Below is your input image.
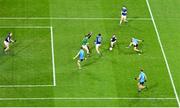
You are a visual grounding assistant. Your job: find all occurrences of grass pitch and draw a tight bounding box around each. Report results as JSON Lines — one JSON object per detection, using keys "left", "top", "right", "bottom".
{"left": 0, "top": 0, "right": 179, "bottom": 107}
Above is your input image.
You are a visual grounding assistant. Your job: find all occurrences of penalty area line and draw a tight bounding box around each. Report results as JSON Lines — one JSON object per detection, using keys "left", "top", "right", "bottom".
{"left": 0, "top": 26, "right": 51, "bottom": 29}
{"left": 0, "top": 97, "right": 176, "bottom": 101}
{"left": 0, "top": 85, "right": 54, "bottom": 88}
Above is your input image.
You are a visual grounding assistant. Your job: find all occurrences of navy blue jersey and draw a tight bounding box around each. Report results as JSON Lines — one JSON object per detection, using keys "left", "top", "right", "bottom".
{"left": 111, "top": 36, "right": 117, "bottom": 42}
{"left": 96, "top": 35, "right": 102, "bottom": 44}
{"left": 5, "top": 34, "right": 11, "bottom": 43}
{"left": 121, "top": 7, "right": 127, "bottom": 16}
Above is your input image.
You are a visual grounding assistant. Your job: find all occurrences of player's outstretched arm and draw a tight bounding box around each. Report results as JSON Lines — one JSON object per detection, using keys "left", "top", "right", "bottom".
{"left": 73, "top": 52, "right": 80, "bottom": 60}
{"left": 87, "top": 32, "right": 93, "bottom": 39}
{"left": 10, "top": 39, "right": 15, "bottom": 43}
{"left": 138, "top": 39, "right": 144, "bottom": 42}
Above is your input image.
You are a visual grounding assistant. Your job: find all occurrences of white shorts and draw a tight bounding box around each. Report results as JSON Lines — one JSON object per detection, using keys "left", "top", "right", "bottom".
{"left": 4, "top": 41, "right": 9, "bottom": 47}
{"left": 82, "top": 45, "right": 88, "bottom": 51}
{"left": 111, "top": 41, "right": 116, "bottom": 45}
{"left": 121, "top": 15, "right": 127, "bottom": 20}
{"left": 96, "top": 44, "right": 101, "bottom": 48}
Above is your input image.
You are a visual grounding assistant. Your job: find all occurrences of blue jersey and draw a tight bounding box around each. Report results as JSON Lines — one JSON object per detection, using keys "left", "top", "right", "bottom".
{"left": 79, "top": 49, "right": 85, "bottom": 60}
{"left": 132, "top": 38, "right": 138, "bottom": 45}
{"left": 121, "top": 7, "right": 127, "bottom": 16}
{"left": 96, "top": 35, "right": 102, "bottom": 44}
{"left": 139, "top": 71, "right": 146, "bottom": 83}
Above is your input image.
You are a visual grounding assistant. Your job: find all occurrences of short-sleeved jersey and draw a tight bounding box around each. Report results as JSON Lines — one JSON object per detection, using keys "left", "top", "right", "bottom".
{"left": 121, "top": 7, "right": 127, "bottom": 16}
{"left": 139, "top": 71, "right": 146, "bottom": 83}
{"left": 132, "top": 38, "right": 138, "bottom": 45}
{"left": 82, "top": 37, "right": 88, "bottom": 45}
{"left": 5, "top": 34, "right": 11, "bottom": 43}
{"left": 79, "top": 49, "right": 85, "bottom": 60}
{"left": 111, "top": 36, "right": 117, "bottom": 42}
{"left": 96, "top": 35, "right": 102, "bottom": 44}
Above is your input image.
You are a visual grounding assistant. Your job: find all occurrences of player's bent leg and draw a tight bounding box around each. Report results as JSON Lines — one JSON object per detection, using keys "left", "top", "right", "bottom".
{"left": 134, "top": 47, "right": 140, "bottom": 52}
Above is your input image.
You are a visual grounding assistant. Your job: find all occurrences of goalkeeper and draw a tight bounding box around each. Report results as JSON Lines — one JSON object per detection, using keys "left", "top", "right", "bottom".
{"left": 82, "top": 32, "right": 92, "bottom": 56}
{"left": 135, "top": 68, "right": 148, "bottom": 92}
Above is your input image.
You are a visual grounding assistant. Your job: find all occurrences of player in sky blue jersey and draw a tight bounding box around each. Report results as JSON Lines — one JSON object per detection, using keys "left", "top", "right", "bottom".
{"left": 95, "top": 34, "right": 102, "bottom": 55}
{"left": 135, "top": 69, "right": 148, "bottom": 92}
{"left": 127, "top": 37, "right": 143, "bottom": 54}
{"left": 73, "top": 47, "right": 86, "bottom": 69}
{"left": 120, "top": 6, "right": 128, "bottom": 25}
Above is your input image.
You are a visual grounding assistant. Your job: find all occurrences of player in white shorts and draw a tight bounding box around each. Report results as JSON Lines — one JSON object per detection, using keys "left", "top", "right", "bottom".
{"left": 120, "top": 6, "right": 128, "bottom": 25}
{"left": 4, "top": 32, "right": 15, "bottom": 52}
{"left": 95, "top": 34, "right": 102, "bottom": 55}
{"left": 81, "top": 32, "right": 92, "bottom": 56}
{"left": 109, "top": 34, "right": 117, "bottom": 50}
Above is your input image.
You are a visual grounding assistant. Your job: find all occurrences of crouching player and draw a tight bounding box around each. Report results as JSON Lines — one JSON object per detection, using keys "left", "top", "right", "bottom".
{"left": 127, "top": 37, "right": 143, "bottom": 54}
{"left": 135, "top": 69, "right": 148, "bottom": 92}
{"left": 4, "top": 32, "right": 15, "bottom": 52}
{"left": 82, "top": 32, "right": 93, "bottom": 56}
{"left": 109, "top": 34, "right": 117, "bottom": 50}
{"left": 95, "top": 34, "right": 102, "bottom": 55}
{"left": 73, "top": 47, "right": 86, "bottom": 69}
{"left": 120, "top": 6, "right": 128, "bottom": 25}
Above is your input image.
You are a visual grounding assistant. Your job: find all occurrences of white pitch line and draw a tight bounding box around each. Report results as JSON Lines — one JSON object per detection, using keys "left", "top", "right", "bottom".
{"left": 0, "top": 17, "right": 151, "bottom": 20}
{"left": 0, "top": 26, "right": 51, "bottom": 28}
{"left": 50, "top": 26, "right": 56, "bottom": 86}
{"left": 0, "top": 97, "right": 176, "bottom": 101}
{"left": 0, "top": 85, "right": 54, "bottom": 88}
{"left": 146, "top": 0, "right": 180, "bottom": 107}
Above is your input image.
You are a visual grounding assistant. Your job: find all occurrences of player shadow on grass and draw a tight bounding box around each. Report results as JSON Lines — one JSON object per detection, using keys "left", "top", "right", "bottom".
{"left": 82, "top": 48, "right": 109, "bottom": 67}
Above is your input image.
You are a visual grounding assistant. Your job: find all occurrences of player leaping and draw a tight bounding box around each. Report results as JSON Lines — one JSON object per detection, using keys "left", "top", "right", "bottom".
{"left": 82, "top": 32, "right": 92, "bottom": 56}
{"left": 120, "top": 6, "right": 128, "bottom": 25}
{"left": 4, "top": 32, "right": 16, "bottom": 53}
{"left": 127, "top": 37, "right": 143, "bottom": 54}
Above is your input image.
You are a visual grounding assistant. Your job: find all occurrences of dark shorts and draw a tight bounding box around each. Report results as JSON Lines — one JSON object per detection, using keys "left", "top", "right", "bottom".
{"left": 79, "top": 59, "right": 84, "bottom": 62}
{"left": 139, "top": 82, "right": 144, "bottom": 85}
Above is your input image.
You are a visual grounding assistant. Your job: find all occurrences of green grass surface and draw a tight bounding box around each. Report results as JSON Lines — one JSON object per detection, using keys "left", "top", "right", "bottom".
{"left": 0, "top": 0, "right": 179, "bottom": 107}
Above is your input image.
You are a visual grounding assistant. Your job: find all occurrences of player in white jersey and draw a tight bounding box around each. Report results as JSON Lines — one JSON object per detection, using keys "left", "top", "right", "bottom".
{"left": 120, "top": 6, "right": 128, "bottom": 25}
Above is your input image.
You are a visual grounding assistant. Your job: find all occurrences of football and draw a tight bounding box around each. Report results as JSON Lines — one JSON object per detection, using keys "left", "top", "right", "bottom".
{"left": 109, "top": 47, "right": 113, "bottom": 51}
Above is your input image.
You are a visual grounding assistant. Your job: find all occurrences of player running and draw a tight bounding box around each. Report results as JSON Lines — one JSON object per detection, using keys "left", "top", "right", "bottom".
{"left": 120, "top": 6, "right": 128, "bottom": 25}
{"left": 135, "top": 69, "right": 148, "bottom": 92}
{"left": 95, "top": 34, "right": 102, "bottom": 55}
{"left": 109, "top": 34, "right": 117, "bottom": 50}
{"left": 4, "top": 32, "right": 15, "bottom": 52}
{"left": 82, "top": 32, "right": 92, "bottom": 56}
{"left": 73, "top": 47, "right": 86, "bottom": 69}
{"left": 127, "top": 37, "right": 143, "bottom": 54}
